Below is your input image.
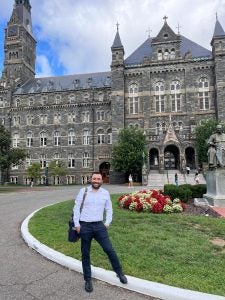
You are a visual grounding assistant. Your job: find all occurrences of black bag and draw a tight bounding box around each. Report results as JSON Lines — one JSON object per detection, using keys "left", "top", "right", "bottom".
{"left": 68, "top": 187, "right": 87, "bottom": 243}
{"left": 68, "top": 215, "right": 80, "bottom": 242}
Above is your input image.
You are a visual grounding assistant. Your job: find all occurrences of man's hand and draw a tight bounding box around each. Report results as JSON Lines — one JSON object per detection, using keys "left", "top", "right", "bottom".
{"left": 104, "top": 224, "right": 109, "bottom": 229}
{"left": 75, "top": 226, "right": 81, "bottom": 234}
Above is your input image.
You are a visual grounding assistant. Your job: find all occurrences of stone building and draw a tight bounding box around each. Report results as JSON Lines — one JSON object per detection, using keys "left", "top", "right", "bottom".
{"left": 0, "top": 0, "right": 225, "bottom": 185}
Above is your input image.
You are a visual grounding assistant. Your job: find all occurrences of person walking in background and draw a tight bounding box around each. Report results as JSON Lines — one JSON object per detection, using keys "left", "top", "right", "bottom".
{"left": 175, "top": 173, "right": 178, "bottom": 186}
{"left": 186, "top": 166, "right": 190, "bottom": 175}
{"left": 73, "top": 172, "right": 127, "bottom": 293}
{"left": 194, "top": 172, "right": 200, "bottom": 184}
{"left": 128, "top": 174, "right": 133, "bottom": 187}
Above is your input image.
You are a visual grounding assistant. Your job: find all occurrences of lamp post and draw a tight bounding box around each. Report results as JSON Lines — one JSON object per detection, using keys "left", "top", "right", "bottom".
{"left": 45, "top": 162, "right": 49, "bottom": 186}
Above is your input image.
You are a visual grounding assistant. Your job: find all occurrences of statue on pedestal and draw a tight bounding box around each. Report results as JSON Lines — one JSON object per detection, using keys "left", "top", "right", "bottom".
{"left": 207, "top": 125, "right": 225, "bottom": 169}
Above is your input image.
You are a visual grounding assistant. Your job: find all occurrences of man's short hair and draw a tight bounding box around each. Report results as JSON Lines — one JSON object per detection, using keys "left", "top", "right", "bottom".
{"left": 91, "top": 171, "right": 102, "bottom": 177}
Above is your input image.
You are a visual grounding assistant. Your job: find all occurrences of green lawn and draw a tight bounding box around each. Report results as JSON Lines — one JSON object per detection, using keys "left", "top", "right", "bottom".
{"left": 28, "top": 194, "right": 225, "bottom": 296}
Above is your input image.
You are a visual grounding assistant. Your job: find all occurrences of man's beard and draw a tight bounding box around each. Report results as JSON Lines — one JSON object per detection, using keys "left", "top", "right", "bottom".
{"left": 91, "top": 182, "right": 101, "bottom": 190}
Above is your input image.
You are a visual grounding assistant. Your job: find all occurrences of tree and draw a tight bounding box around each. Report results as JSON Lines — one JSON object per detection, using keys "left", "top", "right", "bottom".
{"left": 195, "top": 119, "right": 225, "bottom": 165}
{"left": 48, "top": 160, "right": 66, "bottom": 177}
{"left": 0, "top": 125, "right": 27, "bottom": 183}
{"left": 111, "top": 127, "right": 147, "bottom": 177}
{"left": 27, "top": 163, "right": 41, "bottom": 185}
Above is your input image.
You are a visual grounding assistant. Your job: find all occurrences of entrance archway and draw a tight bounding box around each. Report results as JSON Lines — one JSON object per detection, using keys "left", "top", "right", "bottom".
{"left": 185, "top": 147, "right": 195, "bottom": 169}
{"left": 149, "top": 148, "right": 159, "bottom": 170}
{"left": 99, "top": 162, "right": 110, "bottom": 183}
{"left": 164, "top": 145, "right": 180, "bottom": 170}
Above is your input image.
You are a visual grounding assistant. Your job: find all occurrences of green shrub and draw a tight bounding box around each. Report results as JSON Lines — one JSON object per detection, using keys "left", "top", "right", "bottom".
{"left": 164, "top": 184, "right": 179, "bottom": 199}
{"left": 191, "top": 184, "right": 207, "bottom": 198}
{"left": 178, "top": 186, "right": 192, "bottom": 203}
{"left": 164, "top": 184, "right": 192, "bottom": 203}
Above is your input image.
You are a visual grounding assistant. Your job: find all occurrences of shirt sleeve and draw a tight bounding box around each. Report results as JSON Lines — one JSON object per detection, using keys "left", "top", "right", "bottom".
{"left": 104, "top": 191, "right": 113, "bottom": 226}
{"left": 73, "top": 188, "right": 85, "bottom": 227}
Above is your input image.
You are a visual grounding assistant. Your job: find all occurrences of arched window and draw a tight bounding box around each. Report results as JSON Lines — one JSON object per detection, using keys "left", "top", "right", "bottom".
{"left": 171, "top": 80, "right": 181, "bottom": 112}
{"left": 97, "top": 129, "right": 105, "bottom": 144}
{"left": 158, "top": 50, "right": 162, "bottom": 60}
{"left": 164, "top": 49, "right": 169, "bottom": 60}
{"left": 198, "top": 78, "right": 209, "bottom": 110}
{"left": 68, "top": 94, "right": 75, "bottom": 104}
{"left": 106, "top": 128, "right": 112, "bottom": 144}
{"left": 155, "top": 82, "right": 165, "bottom": 112}
{"left": 82, "top": 111, "right": 90, "bottom": 122}
{"left": 129, "top": 83, "right": 139, "bottom": 114}
{"left": 170, "top": 49, "right": 175, "bottom": 59}
{"left": 98, "top": 92, "right": 104, "bottom": 102}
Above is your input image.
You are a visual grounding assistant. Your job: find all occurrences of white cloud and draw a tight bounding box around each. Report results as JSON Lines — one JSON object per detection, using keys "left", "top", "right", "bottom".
{"left": 1, "top": 0, "right": 225, "bottom": 77}
{"left": 36, "top": 55, "right": 54, "bottom": 77}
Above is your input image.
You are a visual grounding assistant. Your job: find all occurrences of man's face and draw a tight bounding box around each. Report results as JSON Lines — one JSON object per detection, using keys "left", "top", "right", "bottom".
{"left": 91, "top": 173, "right": 103, "bottom": 190}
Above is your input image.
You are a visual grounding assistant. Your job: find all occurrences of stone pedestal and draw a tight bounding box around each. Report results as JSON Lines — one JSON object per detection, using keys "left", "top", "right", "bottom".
{"left": 204, "top": 169, "right": 225, "bottom": 207}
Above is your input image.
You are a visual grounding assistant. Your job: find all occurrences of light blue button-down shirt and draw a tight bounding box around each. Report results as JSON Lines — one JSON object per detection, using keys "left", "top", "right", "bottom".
{"left": 73, "top": 186, "right": 113, "bottom": 227}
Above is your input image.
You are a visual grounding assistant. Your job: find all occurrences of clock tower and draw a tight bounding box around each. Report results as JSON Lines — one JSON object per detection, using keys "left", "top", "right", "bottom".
{"left": 2, "top": 0, "right": 36, "bottom": 85}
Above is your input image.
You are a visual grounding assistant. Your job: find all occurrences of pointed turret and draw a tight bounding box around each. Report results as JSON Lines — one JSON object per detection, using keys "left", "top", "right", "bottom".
{"left": 211, "top": 16, "right": 225, "bottom": 56}
{"left": 212, "top": 18, "right": 225, "bottom": 38}
{"left": 211, "top": 17, "right": 225, "bottom": 121}
{"left": 14, "top": 0, "right": 33, "bottom": 34}
{"left": 110, "top": 23, "right": 125, "bottom": 144}
{"left": 111, "top": 23, "right": 124, "bottom": 68}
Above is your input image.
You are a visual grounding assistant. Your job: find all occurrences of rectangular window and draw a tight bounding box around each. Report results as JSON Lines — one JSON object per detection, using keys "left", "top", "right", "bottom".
{"left": 40, "top": 137, "right": 47, "bottom": 147}
{"left": 83, "top": 130, "right": 90, "bottom": 145}
{"left": 68, "top": 155, "right": 75, "bottom": 168}
{"left": 156, "top": 95, "right": 165, "bottom": 112}
{"left": 129, "top": 97, "right": 139, "bottom": 114}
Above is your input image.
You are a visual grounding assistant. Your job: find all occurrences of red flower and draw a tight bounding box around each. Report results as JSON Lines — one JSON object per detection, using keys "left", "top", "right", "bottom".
{"left": 152, "top": 202, "right": 163, "bottom": 213}
{"left": 123, "top": 198, "right": 133, "bottom": 209}
{"left": 136, "top": 202, "right": 143, "bottom": 212}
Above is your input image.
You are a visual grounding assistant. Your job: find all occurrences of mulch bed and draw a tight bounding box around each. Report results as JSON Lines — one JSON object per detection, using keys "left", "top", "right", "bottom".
{"left": 182, "top": 200, "right": 221, "bottom": 218}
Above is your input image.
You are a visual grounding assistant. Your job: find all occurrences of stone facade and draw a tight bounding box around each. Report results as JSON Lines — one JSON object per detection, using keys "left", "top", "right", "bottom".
{"left": 1, "top": 1, "right": 225, "bottom": 185}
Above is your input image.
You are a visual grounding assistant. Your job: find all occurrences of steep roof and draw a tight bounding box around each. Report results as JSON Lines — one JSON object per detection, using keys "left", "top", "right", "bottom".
{"left": 15, "top": 71, "right": 111, "bottom": 95}
{"left": 111, "top": 30, "right": 123, "bottom": 48}
{"left": 125, "top": 35, "right": 211, "bottom": 66}
{"left": 213, "top": 19, "right": 225, "bottom": 38}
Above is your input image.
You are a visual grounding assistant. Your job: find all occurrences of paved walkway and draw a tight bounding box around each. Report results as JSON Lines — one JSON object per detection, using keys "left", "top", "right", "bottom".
{"left": 1, "top": 185, "right": 224, "bottom": 300}
{"left": 0, "top": 185, "right": 155, "bottom": 300}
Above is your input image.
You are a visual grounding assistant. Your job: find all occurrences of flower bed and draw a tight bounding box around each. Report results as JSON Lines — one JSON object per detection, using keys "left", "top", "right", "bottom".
{"left": 118, "top": 189, "right": 185, "bottom": 213}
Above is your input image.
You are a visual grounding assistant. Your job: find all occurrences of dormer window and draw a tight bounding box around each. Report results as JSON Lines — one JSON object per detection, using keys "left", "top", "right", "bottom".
{"left": 164, "top": 49, "right": 169, "bottom": 60}
{"left": 158, "top": 50, "right": 162, "bottom": 60}
{"left": 170, "top": 49, "right": 175, "bottom": 59}
{"left": 164, "top": 33, "right": 168, "bottom": 39}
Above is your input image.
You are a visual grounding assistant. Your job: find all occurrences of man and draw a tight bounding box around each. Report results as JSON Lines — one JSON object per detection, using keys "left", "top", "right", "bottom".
{"left": 207, "top": 124, "right": 225, "bottom": 168}
{"left": 73, "top": 172, "right": 127, "bottom": 293}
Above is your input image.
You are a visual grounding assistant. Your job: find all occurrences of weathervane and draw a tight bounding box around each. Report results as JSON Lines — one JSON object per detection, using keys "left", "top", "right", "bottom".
{"left": 116, "top": 21, "right": 120, "bottom": 32}
{"left": 146, "top": 27, "right": 152, "bottom": 38}
{"left": 163, "top": 15, "right": 168, "bottom": 23}
{"left": 176, "top": 23, "right": 181, "bottom": 34}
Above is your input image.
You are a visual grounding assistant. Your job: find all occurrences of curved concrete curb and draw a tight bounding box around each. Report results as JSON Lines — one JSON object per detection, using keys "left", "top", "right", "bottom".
{"left": 21, "top": 205, "right": 225, "bottom": 300}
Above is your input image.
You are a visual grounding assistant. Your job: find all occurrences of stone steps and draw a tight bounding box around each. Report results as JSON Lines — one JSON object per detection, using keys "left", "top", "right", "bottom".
{"left": 147, "top": 170, "right": 206, "bottom": 189}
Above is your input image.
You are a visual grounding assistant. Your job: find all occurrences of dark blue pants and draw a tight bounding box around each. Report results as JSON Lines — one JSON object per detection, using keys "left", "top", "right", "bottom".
{"left": 80, "top": 221, "right": 122, "bottom": 281}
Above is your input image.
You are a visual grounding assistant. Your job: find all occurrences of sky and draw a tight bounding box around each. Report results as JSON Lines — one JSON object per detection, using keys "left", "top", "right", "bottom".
{"left": 0, "top": 0, "right": 225, "bottom": 78}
